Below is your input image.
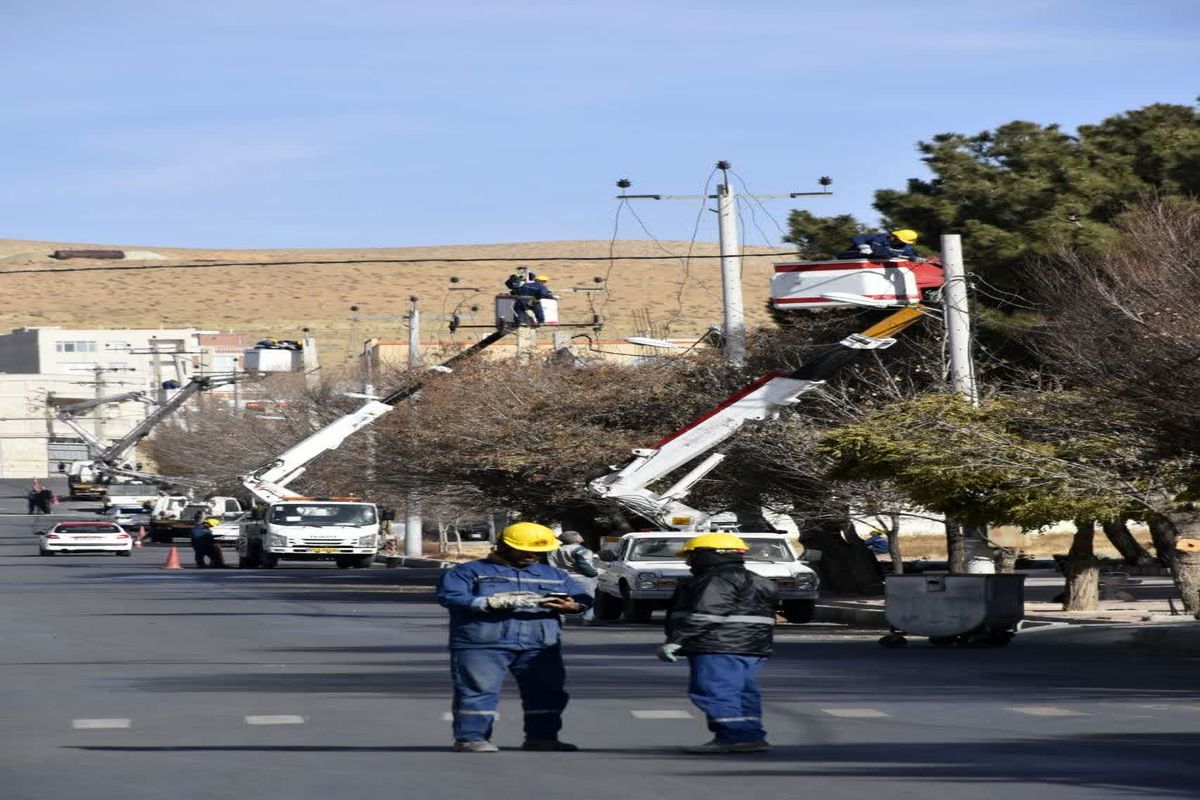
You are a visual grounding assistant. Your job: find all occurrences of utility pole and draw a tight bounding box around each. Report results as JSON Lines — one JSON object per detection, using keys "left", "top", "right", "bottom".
{"left": 405, "top": 296, "right": 423, "bottom": 558}
{"left": 714, "top": 162, "right": 746, "bottom": 366}
{"left": 617, "top": 163, "right": 830, "bottom": 368}
{"left": 302, "top": 329, "right": 320, "bottom": 391}
{"left": 92, "top": 366, "right": 108, "bottom": 443}
{"left": 941, "top": 234, "right": 992, "bottom": 572}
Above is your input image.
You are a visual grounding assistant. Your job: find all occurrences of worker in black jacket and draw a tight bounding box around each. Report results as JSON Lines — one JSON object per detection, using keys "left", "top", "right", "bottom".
{"left": 658, "top": 533, "right": 778, "bottom": 753}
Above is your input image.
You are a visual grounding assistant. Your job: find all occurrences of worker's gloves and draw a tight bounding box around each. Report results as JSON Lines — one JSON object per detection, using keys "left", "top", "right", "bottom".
{"left": 484, "top": 591, "right": 543, "bottom": 611}
{"left": 656, "top": 643, "right": 683, "bottom": 663}
{"left": 857, "top": 243, "right": 873, "bottom": 254}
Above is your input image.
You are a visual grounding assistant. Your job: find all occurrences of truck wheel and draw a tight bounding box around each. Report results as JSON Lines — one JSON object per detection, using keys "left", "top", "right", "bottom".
{"left": 335, "top": 557, "right": 353, "bottom": 569}
{"left": 259, "top": 551, "right": 278, "bottom": 569}
{"left": 620, "top": 584, "right": 654, "bottom": 623}
{"left": 593, "top": 590, "right": 623, "bottom": 621}
{"left": 780, "top": 599, "right": 815, "bottom": 624}
{"left": 355, "top": 554, "right": 374, "bottom": 569}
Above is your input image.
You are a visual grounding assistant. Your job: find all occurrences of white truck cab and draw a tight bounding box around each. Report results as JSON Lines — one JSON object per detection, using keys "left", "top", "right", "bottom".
{"left": 237, "top": 499, "right": 380, "bottom": 570}
{"left": 594, "top": 532, "right": 819, "bottom": 624}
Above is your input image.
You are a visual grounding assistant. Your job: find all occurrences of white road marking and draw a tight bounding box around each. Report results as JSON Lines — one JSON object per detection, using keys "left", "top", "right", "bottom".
{"left": 821, "top": 708, "right": 890, "bottom": 719}
{"left": 245, "top": 715, "right": 305, "bottom": 725}
{"left": 72, "top": 718, "right": 131, "bottom": 729}
{"left": 631, "top": 710, "right": 694, "bottom": 719}
{"left": 1008, "top": 706, "right": 1088, "bottom": 717}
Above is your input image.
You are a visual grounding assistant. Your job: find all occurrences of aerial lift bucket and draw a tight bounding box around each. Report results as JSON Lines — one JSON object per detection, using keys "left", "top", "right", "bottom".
{"left": 771, "top": 258, "right": 944, "bottom": 310}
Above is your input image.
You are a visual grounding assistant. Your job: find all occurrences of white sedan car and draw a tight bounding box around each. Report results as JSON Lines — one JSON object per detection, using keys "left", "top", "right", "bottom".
{"left": 38, "top": 521, "right": 133, "bottom": 556}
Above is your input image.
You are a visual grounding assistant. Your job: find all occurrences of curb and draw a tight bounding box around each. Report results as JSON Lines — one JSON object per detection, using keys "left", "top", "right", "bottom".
{"left": 377, "top": 555, "right": 456, "bottom": 569}
{"left": 814, "top": 602, "right": 888, "bottom": 628}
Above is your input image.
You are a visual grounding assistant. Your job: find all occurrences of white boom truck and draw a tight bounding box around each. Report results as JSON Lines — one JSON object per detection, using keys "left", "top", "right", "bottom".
{"left": 237, "top": 328, "right": 511, "bottom": 569}
{"left": 55, "top": 376, "right": 238, "bottom": 500}
{"left": 587, "top": 307, "right": 927, "bottom": 617}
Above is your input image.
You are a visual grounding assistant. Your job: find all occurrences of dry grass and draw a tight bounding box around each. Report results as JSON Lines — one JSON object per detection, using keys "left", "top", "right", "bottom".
{"left": 895, "top": 531, "right": 1158, "bottom": 560}
{"left": 0, "top": 237, "right": 788, "bottom": 365}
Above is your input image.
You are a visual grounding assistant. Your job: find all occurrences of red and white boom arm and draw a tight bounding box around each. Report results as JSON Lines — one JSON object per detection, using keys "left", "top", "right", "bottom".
{"left": 588, "top": 307, "right": 926, "bottom": 531}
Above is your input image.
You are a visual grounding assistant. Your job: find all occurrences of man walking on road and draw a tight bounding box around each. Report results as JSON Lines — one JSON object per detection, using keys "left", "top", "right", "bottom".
{"left": 437, "top": 521, "right": 593, "bottom": 753}
{"left": 657, "top": 533, "right": 778, "bottom": 754}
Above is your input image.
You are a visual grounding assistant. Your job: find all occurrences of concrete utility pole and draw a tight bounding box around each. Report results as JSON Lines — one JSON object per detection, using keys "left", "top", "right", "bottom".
{"left": 714, "top": 162, "right": 746, "bottom": 366}
{"left": 302, "top": 330, "right": 320, "bottom": 391}
{"left": 92, "top": 366, "right": 108, "bottom": 443}
{"left": 941, "top": 234, "right": 992, "bottom": 572}
{"left": 405, "top": 297, "right": 423, "bottom": 558}
{"left": 617, "top": 163, "right": 830, "bottom": 368}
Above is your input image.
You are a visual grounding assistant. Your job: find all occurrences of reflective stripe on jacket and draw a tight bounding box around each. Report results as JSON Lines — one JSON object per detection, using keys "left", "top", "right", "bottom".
{"left": 437, "top": 558, "right": 593, "bottom": 650}
{"left": 664, "top": 563, "right": 778, "bottom": 656}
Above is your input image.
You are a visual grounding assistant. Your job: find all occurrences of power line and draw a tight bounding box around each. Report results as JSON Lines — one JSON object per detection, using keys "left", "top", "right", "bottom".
{"left": 0, "top": 248, "right": 807, "bottom": 278}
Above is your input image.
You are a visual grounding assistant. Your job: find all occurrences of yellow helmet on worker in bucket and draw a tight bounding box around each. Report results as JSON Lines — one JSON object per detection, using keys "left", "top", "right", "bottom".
{"left": 203, "top": 517, "right": 221, "bottom": 527}
{"left": 500, "top": 522, "right": 561, "bottom": 552}
{"left": 534, "top": 274, "right": 550, "bottom": 282}
{"left": 891, "top": 229, "right": 919, "bottom": 244}
{"left": 677, "top": 533, "right": 749, "bottom": 554}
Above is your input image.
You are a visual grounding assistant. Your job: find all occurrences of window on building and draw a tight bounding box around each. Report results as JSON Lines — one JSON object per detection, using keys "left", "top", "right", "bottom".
{"left": 55, "top": 341, "right": 96, "bottom": 353}
{"left": 104, "top": 341, "right": 130, "bottom": 352}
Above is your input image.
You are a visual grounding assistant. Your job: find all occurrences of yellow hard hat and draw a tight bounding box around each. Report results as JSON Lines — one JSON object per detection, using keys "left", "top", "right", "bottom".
{"left": 534, "top": 274, "right": 550, "bottom": 282}
{"left": 891, "top": 229, "right": 919, "bottom": 244}
{"left": 677, "top": 533, "right": 749, "bottom": 554}
{"left": 500, "top": 522, "right": 560, "bottom": 552}
{"left": 204, "top": 517, "right": 221, "bottom": 527}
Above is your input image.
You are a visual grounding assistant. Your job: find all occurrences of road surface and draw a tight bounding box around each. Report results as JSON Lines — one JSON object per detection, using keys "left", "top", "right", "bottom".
{"left": 0, "top": 480, "right": 1196, "bottom": 799}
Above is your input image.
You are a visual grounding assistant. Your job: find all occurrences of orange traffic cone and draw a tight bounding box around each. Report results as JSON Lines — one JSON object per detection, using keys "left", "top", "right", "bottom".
{"left": 134, "top": 526, "right": 146, "bottom": 548}
{"left": 162, "top": 545, "right": 182, "bottom": 570}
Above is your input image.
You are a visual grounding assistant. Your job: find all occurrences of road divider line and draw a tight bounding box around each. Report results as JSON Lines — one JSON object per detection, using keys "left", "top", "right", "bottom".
{"left": 1007, "top": 706, "right": 1088, "bottom": 717}
{"left": 821, "top": 708, "right": 890, "bottom": 718}
{"left": 245, "top": 715, "right": 305, "bottom": 725}
{"left": 72, "top": 718, "right": 131, "bottom": 729}
{"left": 631, "top": 710, "right": 694, "bottom": 719}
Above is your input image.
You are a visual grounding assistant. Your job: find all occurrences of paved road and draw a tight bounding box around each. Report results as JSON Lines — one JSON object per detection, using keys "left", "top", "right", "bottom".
{"left": 1, "top": 482, "right": 1197, "bottom": 799}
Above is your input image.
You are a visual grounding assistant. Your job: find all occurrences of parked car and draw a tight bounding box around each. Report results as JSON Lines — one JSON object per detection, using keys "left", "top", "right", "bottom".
{"left": 37, "top": 521, "right": 132, "bottom": 557}
{"left": 594, "top": 532, "right": 819, "bottom": 623}
{"left": 210, "top": 512, "right": 246, "bottom": 545}
{"left": 102, "top": 504, "right": 152, "bottom": 529}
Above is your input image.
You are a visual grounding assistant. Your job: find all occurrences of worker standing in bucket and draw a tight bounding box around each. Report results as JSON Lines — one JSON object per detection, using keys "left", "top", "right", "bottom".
{"left": 657, "top": 533, "right": 778, "bottom": 754}
{"left": 437, "top": 522, "right": 593, "bottom": 753}
{"left": 839, "top": 229, "right": 920, "bottom": 259}
{"left": 512, "top": 274, "right": 556, "bottom": 327}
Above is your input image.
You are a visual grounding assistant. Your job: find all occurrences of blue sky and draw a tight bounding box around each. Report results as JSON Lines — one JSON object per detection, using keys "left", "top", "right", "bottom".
{"left": 1, "top": 0, "right": 1196, "bottom": 249}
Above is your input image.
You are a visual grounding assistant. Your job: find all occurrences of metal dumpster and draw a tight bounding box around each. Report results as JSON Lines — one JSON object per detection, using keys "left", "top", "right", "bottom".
{"left": 880, "top": 573, "right": 1026, "bottom": 648}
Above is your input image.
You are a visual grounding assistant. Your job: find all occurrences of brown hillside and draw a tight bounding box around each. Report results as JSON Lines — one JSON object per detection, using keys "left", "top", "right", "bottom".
{"left": 0, "top": 238, "right": 792, "bottom": 366}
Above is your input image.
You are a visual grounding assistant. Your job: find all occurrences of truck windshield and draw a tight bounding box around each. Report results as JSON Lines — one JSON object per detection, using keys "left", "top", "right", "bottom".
{"left": 627, "top": 538, "right": 794, "bottom": 562}
{"left": 270, "top": 504, "right": 377, "bottom": 527}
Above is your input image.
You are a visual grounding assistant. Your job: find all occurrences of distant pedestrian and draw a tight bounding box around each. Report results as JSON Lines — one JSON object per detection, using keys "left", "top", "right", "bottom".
{"left": 548, "top": 531, "right": 599, "bottom": 623}
{"left": 35, "top": 487, "right": 54, "bottom": 514}
{"left": 437, "top": 521, "right": 592, "bottom": 753}
{"left": 27, "top": 487, "right": 39, "bottom": 515}
{"left": 657, "top": 533, "right": 778, "bottom": 754}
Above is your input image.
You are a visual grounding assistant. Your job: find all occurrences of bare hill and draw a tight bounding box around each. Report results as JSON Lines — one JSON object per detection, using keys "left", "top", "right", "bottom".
{"left": 0, "top": 238, "right": 792, "bottom": 366}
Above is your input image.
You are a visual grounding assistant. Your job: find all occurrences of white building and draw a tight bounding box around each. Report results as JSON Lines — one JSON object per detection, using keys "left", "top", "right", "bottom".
{"left": 0, "top": 327, "right": 217, "bottom": 478}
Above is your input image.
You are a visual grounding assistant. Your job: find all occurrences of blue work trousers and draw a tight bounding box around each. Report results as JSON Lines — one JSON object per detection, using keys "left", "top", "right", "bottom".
{"left": 512, "top": 298, "right": 544, "bottom": 325}
{"left": 450, "top": 647, "right": 568, "bottom": 742}
{"left": 687, "top": 654, "right": 767, "bottom": 743}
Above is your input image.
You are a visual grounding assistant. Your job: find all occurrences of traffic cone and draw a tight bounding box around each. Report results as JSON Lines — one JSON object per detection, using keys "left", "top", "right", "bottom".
{"left": 134, "top": 526, "right": 146, "bottom": 548}
{"left": 162, "top": 546, "right": 182, "bottom": 570}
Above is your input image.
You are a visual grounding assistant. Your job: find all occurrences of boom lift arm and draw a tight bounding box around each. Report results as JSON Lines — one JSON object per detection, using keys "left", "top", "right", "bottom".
{"left": 242, "top": 327, "right": 511, "bottom": 504}
{"left": 588, "top": 307, "right": 926, "bottom": 531}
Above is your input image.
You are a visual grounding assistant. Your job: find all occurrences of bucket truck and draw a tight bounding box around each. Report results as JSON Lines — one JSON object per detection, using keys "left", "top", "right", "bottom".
{"left": 237, "top": 327, "right": 510, "bottom": 569}
{"left": 54, "top": 390, "right": 154, "bottom": 499}
{"left": 587, "top": 307, "right": 927, "bottom": 622}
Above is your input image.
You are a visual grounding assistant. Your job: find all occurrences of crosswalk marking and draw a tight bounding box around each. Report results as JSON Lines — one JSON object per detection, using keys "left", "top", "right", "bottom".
{"left": 631, "top": 710, "right": 694, "bottom": 719}
{"left": 245, "top": 715, "right": 305, "bottom": 725}
{"left": 1008, "top": 706, "right": 1088, "bottom": 717}
{"left": 821, "top": 708, "right": 890, "bottom": 719}
{"left": 72, "top": 718, "right": 130, "bottom": 729}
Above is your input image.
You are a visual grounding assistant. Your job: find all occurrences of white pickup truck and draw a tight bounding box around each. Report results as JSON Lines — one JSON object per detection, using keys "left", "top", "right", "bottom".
{"left": 595, "top": 532, "right": 819, "bottom": 624}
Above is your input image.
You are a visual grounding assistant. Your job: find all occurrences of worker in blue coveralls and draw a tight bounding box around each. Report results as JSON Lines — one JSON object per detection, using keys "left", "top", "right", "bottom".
{"left": 657, "top": 532, "right": 778, "bottom": 754}
{"left": 512, "top": 274, "right": 557, "bottom": 327}
{"left": 839, "top": 228, "right": 920, "bottom": 260}
{"left": 437, "top": 521, "right": 593, "bottom": 753}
